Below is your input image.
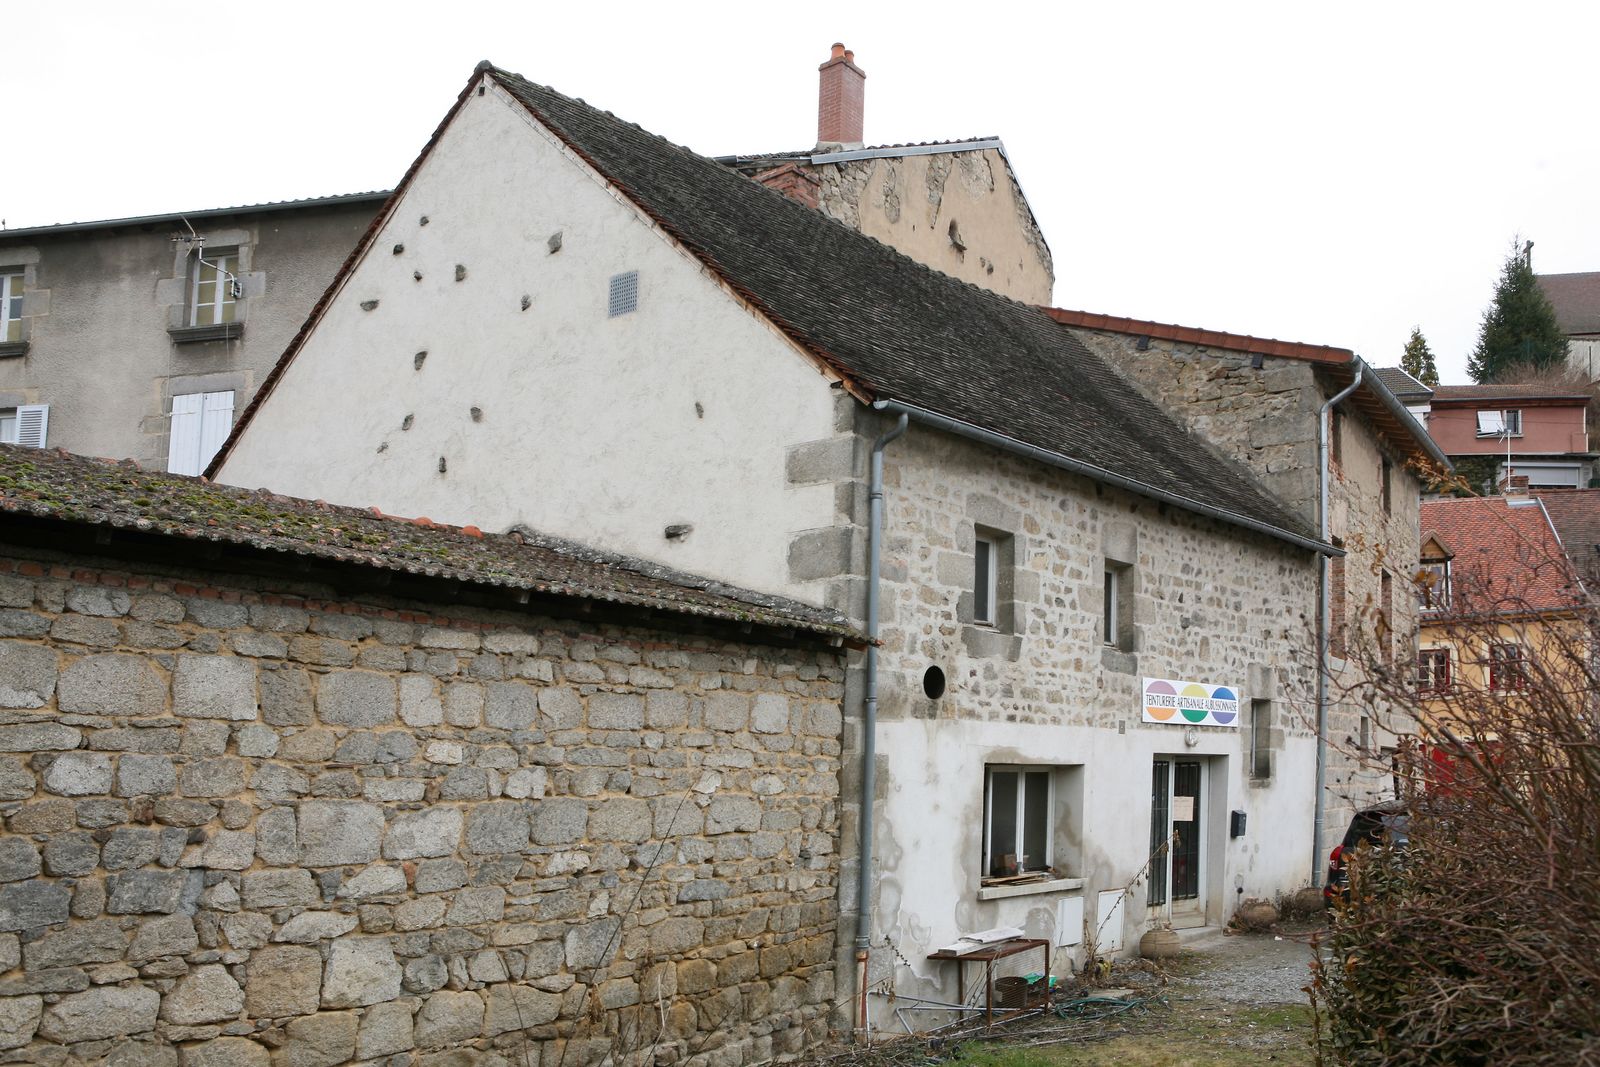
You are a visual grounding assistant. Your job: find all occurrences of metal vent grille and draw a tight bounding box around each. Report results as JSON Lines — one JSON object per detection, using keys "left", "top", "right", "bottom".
{"left": 608, "top": 271, "right": 639, "bottom": 317}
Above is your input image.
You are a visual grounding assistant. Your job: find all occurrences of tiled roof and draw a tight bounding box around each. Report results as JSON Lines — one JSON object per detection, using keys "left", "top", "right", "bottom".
{"left": 1430, "top": 384, "right": 1591, "bottom": 403}
{"left": 467, "top": 68, "right": 1313, "bottom": 551}
{"left": 1372, "top": 366, "right": 1433, "bottom": 399}
{"left": 1531, "top": 488, "right": 1600, "bottom": 579}
{"left": 0, "top": 447, "right": 859, "bottom": 645}
{"left": 0, "top": 192, "right": 391, "bottom": 241}
{"left": 1536, "top": 271, "right": 1600, "bottom": 337}
{"left": 1419, "top": 495, "right": 1586, "bottom": 614}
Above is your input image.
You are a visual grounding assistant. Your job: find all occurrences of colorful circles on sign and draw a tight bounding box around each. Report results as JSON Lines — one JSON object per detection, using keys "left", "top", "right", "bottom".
{"left": 1142, "top": 678, "right": 1241, "bottom": 729}
{"left": 1144, "top": 679, "right": 1177, "bottom": 721}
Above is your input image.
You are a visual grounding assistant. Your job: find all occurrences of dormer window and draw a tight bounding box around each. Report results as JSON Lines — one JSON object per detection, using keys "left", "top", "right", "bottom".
{"left": 1417, "top": 556, "right": 1451, "bottom": 612}
{"left": 1476, "top": 409, "right": 1522, "bottom": 437}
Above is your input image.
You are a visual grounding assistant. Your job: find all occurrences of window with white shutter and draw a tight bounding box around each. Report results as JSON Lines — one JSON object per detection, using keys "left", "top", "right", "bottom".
{"left": 0, "top": 405, "right": 48, "bottom": 448}
{"left": 167, "top": 391, "right": 234, "bottom": 476}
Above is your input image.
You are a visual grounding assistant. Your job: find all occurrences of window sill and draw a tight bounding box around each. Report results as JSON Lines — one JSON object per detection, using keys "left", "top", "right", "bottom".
{"left": 0, "top": 341, "right": 28, "bottom": 359}
{"left": 169, "top": 322, "right": 244, "bottom": 345}
{"left": 976, "top": 877, "right": 1084, "bottom": 901}
{"left": 1100, "top": 646, "right": 1137, "bottom": 675}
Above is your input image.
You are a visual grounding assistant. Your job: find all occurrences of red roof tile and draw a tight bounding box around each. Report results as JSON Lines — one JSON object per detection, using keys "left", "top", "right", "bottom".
{"left": 1419, "top": 496, "right": 1586, "bottom": 615}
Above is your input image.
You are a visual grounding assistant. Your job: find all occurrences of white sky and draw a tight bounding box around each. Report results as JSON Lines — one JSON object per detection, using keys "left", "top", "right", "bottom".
{"left": 7, "top": 2, "right": 1599, "bottom": 384}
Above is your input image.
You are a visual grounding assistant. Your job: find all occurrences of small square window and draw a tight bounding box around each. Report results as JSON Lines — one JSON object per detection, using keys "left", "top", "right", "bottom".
{"left": 191, "top": 251, "right": 240, "bottom": 327}
{"left": 608, "top": 271, "right": 639, "bottom": 317}
{"left": 1489, "top": 643, "right": 1527, "bottom": 692}
{"left": 0, "top": 270, "right": 23, "bottom": 343}
{"left": 1416, "top": 648, "right": 1451, "bottom": 694}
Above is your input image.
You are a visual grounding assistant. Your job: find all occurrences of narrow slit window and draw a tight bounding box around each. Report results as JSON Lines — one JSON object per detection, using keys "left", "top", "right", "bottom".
{"left": 1103, "top": 567, "right": 1118, "bottom": 646}
{"left": 1250, "top": 698, "right": 1272, "bottom": 779}
{"left": 974, "top": 537, "right": 996, "bottom": 625}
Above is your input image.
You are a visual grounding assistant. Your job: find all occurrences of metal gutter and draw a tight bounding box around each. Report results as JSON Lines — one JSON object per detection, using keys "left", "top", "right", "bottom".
{"left": 810, "top": 138, "right": 1003, "bottom": 165}
{"left": 0, "top": 191, "right": 391, "bottom": 241}
{"left": 1353, "top": 356, "right": 1453, "bottom": 471}
{"left": 870, "top": 400, "right": 1338, "bottom": 558}
{"left": 1313, "top": 364, "right": 1364, "bottom": 886}
{"left": 855, "top": 411, "right": 908, "bottom": 1036}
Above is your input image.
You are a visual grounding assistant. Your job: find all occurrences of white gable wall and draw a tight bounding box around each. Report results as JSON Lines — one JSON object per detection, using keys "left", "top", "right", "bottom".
{"left": 218, "top": 84, "right": 843, "bottom": 600}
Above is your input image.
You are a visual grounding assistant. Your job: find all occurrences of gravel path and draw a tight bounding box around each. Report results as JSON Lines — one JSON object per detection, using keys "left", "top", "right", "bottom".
{"left": 1169, "top": 927, "right": 1322, "bottom": 1004}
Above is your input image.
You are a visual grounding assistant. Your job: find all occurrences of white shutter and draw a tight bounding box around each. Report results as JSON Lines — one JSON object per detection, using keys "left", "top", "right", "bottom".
{"left": 198, "top": 391, "right": 235, "bottom": 475}
{"left": 1477, "top": 409, "right": 1505, "bottom": 435}
{"left": 14, "top": 405, "right": 48, "bottom": 449}
{"left": 167, "top": 393, "right": 204, "bottom": 475}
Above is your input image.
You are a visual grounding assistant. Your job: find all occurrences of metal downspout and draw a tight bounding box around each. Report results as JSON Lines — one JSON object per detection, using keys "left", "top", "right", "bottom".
{"left": 1315, "top": 365, "right": 1363, "bottom": 885}
{"left": 855, "top": 412, "right": 908, "bottom": 1036}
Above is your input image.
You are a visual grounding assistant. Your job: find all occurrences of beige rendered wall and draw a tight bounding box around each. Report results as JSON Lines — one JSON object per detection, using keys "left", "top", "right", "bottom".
{"left": 813, "top": 149, "right": 1053, "bottom": 305}
{"left": 0, "top": 205, "right": 376, "bottom": 469}
{"left": 217, "top": 84, "right": 843, "bottom": 604}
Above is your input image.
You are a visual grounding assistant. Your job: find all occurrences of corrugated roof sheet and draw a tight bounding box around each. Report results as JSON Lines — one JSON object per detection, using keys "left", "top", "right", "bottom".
{"left": 0, "top": 446, "right": 857, "bottom": 644}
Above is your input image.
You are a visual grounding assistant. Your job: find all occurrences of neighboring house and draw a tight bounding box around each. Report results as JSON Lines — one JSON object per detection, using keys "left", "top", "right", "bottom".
{"left": 0, "top": 192, "right": 386, "bottom": 471}
{"left": 1373, "top": 365, "right": 1434, "bottom": 425}
{"left": 0, "top": 444, "right": 854, "bottom": 1065}
{"left": 211, "top": 62, "right": 1337, "bottom": 1035}
{"left": 1532, "top": 486, "right": 1600, "bottom": 585}
{"left": 717, "top": 45, "right": 1054, "bottom": 305}
{"left": 1422, "top": 383, "right": 1593, "bottom": 491}
{"left": 1536, "top": 270, "right": 1600, "bottom": 379}
{"left": 1049, "top": 310, "right": 1446, "bottom": 836}
{"left": 1414, "top": 493, "right": 1586, "bottom": 762}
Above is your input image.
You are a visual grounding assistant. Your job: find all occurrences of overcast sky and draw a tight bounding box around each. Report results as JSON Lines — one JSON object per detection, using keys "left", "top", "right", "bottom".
{"left": 8, "top": 2, "right": 1598, "bottom": 383}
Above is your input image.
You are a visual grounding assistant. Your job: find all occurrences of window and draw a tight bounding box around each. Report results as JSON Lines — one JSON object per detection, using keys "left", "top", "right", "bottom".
{"left": 0, "top": 270, "right": 21, "bottom": 343}
{"left": 1489, "top": 643, "right": 1527, "bottom": 692}
{"left": 1417, "top": 559, "right": 1451, "bottom": 612}
{"left": 1416, "top": 648, "right": 1451, "bottom": 694}
{"left": 167, "top": 391, "right": 235, "bottom": 476}
{"left": 1103, "top": 562, "right": 1133, "bottom": 651}
{"left": 1476, "top": 409, "right": 1522, "bottom": 438}
{"left": 608, "top": 271, "right": 639, "bottom": 317}
{"left": 1381, "top": 457, "right": 1393, "bottom": 515}
{"left": 1250, "top": 698, "right": 1272, "bottom": 779}
{"left": 966, "top": 537, "right": 992, "bottom": 620}
{"left": 983, "top": 766, "right": 1051, "bottom": 879}
{"left": 0, "top": 406, "right": 48, "bottom": 449}
{"left": 1103, "top": 567, "right": 1117, "bottom": 646}
{"left": 1379, "top": 570, "right": 1394, "bottom": 662}
{"left": 1330, "top": 411, "right": 1344, "bottom": 470}
{"left": 191, "top": 251, "right": 239, "bottom": 327}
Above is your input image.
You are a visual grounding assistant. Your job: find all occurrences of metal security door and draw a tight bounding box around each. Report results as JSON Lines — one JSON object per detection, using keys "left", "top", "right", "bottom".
{"left": 1171, "top": 762, "right": 1202, "bottom": 900}
{"left": 1148, "top": 760, "right": 1170, "bottom": 908}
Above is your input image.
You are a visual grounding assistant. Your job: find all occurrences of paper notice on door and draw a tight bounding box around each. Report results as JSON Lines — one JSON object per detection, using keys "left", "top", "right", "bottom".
{"left": 1172, "top": 796, "right": 1195, "bottom": 822}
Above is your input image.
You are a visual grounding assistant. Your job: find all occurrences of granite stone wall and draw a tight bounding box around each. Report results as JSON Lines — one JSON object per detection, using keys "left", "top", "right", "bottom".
{"left": 0, "top": 548, "right": 844, "bottom": 1067}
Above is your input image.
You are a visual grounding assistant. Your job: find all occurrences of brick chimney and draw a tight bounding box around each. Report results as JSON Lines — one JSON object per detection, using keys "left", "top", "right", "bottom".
{"left": 817, "top": 43, "right": 866, "bottom": 149}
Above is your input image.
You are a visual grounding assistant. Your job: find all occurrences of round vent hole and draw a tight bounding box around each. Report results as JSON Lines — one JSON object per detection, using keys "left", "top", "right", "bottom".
{"left": 922, "top": 666, "right": 947, "bottom": 700}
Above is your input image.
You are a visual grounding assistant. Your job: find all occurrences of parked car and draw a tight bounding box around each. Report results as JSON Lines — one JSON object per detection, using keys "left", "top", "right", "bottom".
{"left": 1323, "top": 800, "right": 1410, "bottom": 906}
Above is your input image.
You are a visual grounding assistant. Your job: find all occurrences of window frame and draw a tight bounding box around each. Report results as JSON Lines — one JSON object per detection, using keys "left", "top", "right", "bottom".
{"left": 974, "top": 536, "right": 998, "bottom": 627}
{"left": 1250, "top": 698, "right": 1272, "bottom": 780}
{"left": 0, "top": 270, "right": 22, "bottom": 343}
{"left": 1417, "top": 559, "right": 1451, "bottom": 612}
{"left": 1416, "top": 648, "right": 1452, "bottom": 694}
{"left": 981, "top": 765, "right": 1054, "bottom": 881}
{"left": 1476, "top": 408, "right": 1523, "bottom": 438}
{"left": 190, "top": 249, "right": 240, "bottom": 328}
{"left": 1488, "top": 643, "right": 1527, "bottom": 693}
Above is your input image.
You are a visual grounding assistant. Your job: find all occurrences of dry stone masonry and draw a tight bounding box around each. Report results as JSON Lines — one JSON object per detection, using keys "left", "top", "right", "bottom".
{"left": 0, "top": 550, "right": 844, "bottom": 1066}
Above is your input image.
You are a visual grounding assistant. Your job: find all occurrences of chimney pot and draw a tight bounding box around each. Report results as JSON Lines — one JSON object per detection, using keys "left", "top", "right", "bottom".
{"left": 817, "top": 43, "right": 866, "bottom": 149}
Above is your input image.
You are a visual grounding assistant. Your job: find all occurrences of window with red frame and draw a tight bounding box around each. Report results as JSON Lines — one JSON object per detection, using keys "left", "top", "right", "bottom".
{"left": 1489, "top": 643, "right": 1527, "bottom": 692}
{"left": 1416, "top": 648, "right": 1451, "bottom": 694}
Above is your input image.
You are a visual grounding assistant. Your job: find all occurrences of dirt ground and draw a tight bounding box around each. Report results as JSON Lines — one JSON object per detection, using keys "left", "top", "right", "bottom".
{"left": 819, "top": 925, "right": 1323, "bottom": 1067}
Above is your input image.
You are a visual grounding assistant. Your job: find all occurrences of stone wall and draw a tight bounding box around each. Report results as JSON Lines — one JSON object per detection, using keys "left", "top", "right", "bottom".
{"left": 0, "top": 547, "right": 844, "bottom": 1066}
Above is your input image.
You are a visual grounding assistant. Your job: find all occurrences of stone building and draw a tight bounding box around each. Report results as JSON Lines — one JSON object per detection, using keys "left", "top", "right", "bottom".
{"left": 0, "top": 446, "right": 853, "bottom": 1065}
{"left": 1536, "top": 269, "right": 1600, "bottom": 378}
{"left": 716, "top": 45, "right": 1054, "bottom": 305}
{"left": 1047, "top": 309, "right": 1448, "bottom": 844}
{"left": 0, "top": 193, "right": 385, "bottom": 470}
{"left": 208, "top": 62, "right": 1348, "bottom": 1033}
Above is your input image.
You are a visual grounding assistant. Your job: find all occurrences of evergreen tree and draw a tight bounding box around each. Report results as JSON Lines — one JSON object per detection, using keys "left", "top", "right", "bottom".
{"left": 1467, "top": 239, "right": 1569, "bottom": 383}
{"left": 1400, "top": 326, "right": 1439, "bottom": 386}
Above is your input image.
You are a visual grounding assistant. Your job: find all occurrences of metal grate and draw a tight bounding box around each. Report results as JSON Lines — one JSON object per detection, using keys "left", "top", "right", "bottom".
{"left": 608, "top": 271, "right": 639, "bottom": 317}
{"left": 1148, "top": 760, "right": 1169, "bottom": 907}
